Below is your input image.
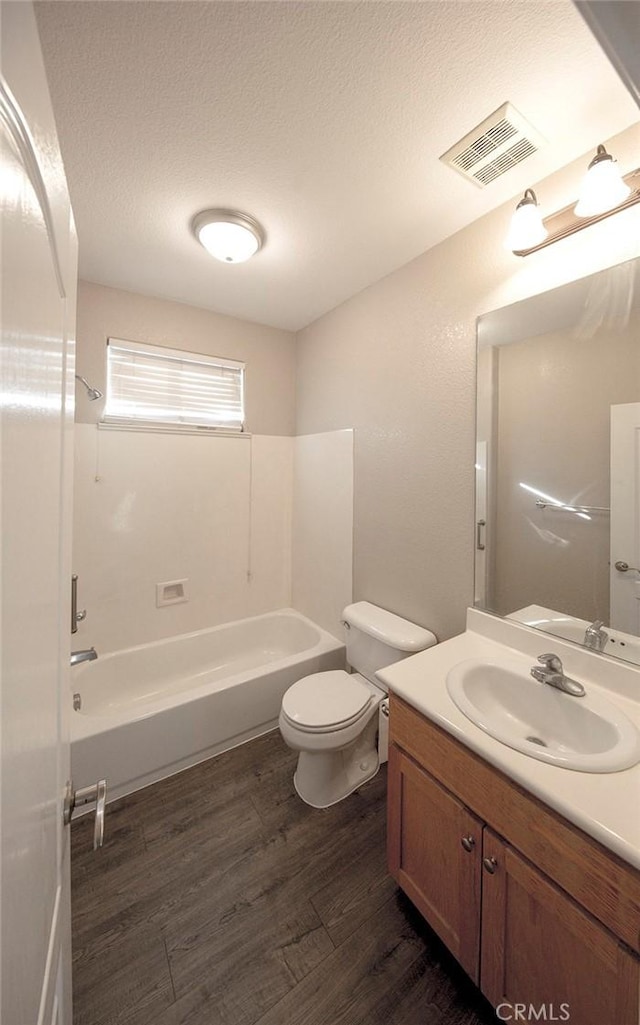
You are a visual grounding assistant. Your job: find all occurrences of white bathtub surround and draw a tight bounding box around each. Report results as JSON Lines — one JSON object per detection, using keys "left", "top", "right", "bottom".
{"left": 73, "top": 425, "right": 353, "bottom": 653}
{"left": 73, "top": 425, "right": 294, "bottom": 652}
{"left": 72, "top": 609, "right": 344, "bottom": 802}
{"left": 247, "top": 434, "right": 293, "bottom": 618}
{"left": 292, "top": 429, "right": 354, "bottom": 640}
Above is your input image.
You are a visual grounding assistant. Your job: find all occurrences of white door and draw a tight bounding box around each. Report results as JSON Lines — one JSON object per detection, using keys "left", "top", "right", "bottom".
{"left": 610, "top": 403, "right": 640, "bottom": 635}
{"left": 1, "top": 5, "right": 77, "bottom": 1023}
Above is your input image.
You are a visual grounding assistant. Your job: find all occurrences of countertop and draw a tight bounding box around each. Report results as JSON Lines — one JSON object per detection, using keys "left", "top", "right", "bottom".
{"left": 377, "top": 610, "right": 640, "bottom": 870}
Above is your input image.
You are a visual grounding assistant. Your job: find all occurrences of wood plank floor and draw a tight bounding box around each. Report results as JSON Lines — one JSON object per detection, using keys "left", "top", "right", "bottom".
{"left": 71, "top": 730, "right": 497, "bottom": 1025}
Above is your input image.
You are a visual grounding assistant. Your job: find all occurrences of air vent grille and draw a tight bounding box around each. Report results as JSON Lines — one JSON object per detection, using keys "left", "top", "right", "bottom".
{"left": 453, "top": 118, "right": 518, "bottom": 171}
{"left": 473, "top": 138, "right": 539, "bottom": 185}
{"left": 441, "top": 103, "right": 545, "bottom": 188}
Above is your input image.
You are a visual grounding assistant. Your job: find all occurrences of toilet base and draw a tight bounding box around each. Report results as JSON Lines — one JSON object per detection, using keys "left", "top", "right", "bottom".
{"left": 292, "top": 715, "right": 380, "bottom": 808}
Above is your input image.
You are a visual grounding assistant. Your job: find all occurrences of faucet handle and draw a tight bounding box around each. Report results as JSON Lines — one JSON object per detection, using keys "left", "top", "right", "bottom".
{"left": 537, "top": 653, "right": 563, "bottom": 672}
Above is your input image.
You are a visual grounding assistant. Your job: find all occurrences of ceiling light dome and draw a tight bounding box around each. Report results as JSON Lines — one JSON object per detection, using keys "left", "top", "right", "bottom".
{"left": 575, "top": 145, "right": 630, "bottom": 218}
{"left": 193, "top": 209, "right": 265, "bottom": 264}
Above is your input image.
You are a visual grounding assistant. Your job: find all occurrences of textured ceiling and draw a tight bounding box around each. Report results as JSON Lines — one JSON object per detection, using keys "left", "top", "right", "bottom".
{"left": 36, "top": 0, "right": 639, "bottom": 331}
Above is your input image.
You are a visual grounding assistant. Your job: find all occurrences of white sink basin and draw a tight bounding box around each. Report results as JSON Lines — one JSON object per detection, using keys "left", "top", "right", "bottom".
{"left": 446, "top": 658, "right": 640, "bottom": 773}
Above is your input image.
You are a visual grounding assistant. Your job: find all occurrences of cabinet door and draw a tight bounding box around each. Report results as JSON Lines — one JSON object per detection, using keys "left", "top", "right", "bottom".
{"left": 387, "top": 744, "right": 483, "bottom": 981}
{"left": 480, "top": 829, "right": 640, "bottom": 1025}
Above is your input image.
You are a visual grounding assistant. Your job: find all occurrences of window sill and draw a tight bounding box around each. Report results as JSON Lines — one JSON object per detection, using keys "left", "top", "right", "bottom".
{"left": 98, "top": 420, "right": 250, "bottom": 438}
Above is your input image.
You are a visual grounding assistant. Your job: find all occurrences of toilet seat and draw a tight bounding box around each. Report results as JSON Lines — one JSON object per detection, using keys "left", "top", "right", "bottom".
{"left": 281, "top": 670, "right": 374, "bottom": 733}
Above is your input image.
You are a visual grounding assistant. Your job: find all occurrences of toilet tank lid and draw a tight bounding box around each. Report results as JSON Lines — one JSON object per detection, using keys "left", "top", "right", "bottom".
{"left": 342, "top": 602, "right": 437, "bottom": 652}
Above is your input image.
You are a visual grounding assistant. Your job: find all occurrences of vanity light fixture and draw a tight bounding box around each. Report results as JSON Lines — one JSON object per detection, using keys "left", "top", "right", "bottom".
{"left": 505, "top": 189, "right": 547, "bottom": 251}
{"left": 192, "top": 209, "right": 264, "bottom": 264}
{"left": 575, "top": 145, "right": 631, "bottom": 217}
{"left": 508, "top": 146, "right": 640, "bottom": 257}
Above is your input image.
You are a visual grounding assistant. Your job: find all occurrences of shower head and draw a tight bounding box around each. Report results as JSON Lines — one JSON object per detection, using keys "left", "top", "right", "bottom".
{"left": 75, "top": 374, "right": 103, "bottom": 401}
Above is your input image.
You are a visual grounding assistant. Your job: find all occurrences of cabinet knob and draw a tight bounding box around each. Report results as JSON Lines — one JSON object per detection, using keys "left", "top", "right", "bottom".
{"left": 483, "top": 856, "right": 498, "bottom": 874}
{"left": 461, "top": 835, "right": 476, "bottom": 852}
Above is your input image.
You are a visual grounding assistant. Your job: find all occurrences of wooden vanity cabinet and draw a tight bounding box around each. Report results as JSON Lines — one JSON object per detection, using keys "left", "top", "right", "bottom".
{"left": 387, "top": 745, "right": 483, "bottom": 980}
{"left": 387, "top": 695, "right": 640, "bottom": 1025}
{"left": 480, "top": 830, "right": 639, "bottom": 1024}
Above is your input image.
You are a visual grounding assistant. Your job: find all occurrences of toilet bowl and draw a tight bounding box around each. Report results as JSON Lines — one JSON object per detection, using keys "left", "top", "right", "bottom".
{"left": 278, "top": 669, "right": 385, "bottom": 808}
{"left": 279, "top": 602, "right": 437, "bottom": 808}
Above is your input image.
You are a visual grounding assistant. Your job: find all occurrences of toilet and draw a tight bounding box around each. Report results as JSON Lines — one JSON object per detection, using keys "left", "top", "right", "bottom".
{"left": 279, "top": 601, "right": 437, "bottom": 808}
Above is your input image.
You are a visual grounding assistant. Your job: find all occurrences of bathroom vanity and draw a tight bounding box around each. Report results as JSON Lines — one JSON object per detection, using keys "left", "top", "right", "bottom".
{"left": 379, "top": 611, "right": 640, "bottom": 1025}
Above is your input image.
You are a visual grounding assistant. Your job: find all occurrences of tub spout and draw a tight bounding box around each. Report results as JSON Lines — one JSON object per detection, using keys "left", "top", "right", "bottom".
{"left": 71, "top": 647, "right": 98, "bottom": 667}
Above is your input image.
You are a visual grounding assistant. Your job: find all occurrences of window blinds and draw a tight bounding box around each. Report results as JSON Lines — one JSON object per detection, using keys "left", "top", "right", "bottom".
{"left": 104, "top": 338, "right": 245, "bottom": 431}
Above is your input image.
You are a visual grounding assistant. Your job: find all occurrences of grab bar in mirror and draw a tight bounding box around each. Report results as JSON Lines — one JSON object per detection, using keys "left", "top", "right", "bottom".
{"left": 534, "top": 499, "right": 610, "bottom": 514}
{"left": 476, "top": 520, "right": 486, "bottom": 550}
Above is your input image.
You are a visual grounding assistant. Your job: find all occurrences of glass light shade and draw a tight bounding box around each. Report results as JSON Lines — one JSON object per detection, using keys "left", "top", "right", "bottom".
{"left": 575, "top": 155, "right": 630, "bottom": 218}
{"left": 506, "top": 196, "right": 547, "bottom": 252}
{"left": 197, "top": 220, "right": 260, "bottom": 263}
{"left": 193, "top": 210, "right": 264, "bottom": 263}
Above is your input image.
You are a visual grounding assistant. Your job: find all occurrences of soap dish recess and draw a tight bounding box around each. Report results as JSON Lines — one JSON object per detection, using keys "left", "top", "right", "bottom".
{"left": 156, "top": 579, "right": 188, "bottom": 607}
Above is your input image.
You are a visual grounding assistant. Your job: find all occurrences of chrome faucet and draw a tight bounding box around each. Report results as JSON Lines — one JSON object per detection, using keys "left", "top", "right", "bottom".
{"left": 70, "top": 647, "right": 98, "bottom": 667}
{"left": 583, "top": 620, "right": 609, "bottom": 652}
{"left": 530, "top": 653, "right": 585, "bottom": 697}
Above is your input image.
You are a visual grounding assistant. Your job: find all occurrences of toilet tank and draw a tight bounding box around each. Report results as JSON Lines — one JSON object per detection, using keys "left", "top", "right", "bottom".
{"left": 342, "top": 601, "right": 437, "bottom": 687}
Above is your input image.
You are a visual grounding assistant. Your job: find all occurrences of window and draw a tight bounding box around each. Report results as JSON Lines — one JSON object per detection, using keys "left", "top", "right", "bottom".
{"left": 104, "top": 338, "right": 245, "bottom": 432}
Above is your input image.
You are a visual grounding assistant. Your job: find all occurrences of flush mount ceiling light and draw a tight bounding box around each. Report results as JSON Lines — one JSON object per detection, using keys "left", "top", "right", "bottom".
{"left": 505, "top": 189, "right": 548, "bottom": 251}
{"left": 507, "top": 146, "right": 640, "bottom": 258}
{"left": 192, "top": 209, "right": 264, "bottom": 264}
{"left": 575, "top": 145, "right": 631, "bottom": 218}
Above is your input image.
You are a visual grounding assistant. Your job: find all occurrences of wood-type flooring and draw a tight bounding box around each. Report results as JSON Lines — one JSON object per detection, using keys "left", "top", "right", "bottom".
{"left": 71, "top": 730, "right": 497, "bottom": 1025}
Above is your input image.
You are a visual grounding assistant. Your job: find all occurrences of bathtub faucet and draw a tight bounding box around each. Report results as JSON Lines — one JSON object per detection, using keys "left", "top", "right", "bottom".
{"left": 70, "top": 647, "right": 98, "bottom": 667}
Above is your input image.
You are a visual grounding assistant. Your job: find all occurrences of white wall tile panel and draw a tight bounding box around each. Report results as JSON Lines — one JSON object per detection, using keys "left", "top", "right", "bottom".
{"left": 292, "top": 430, "right": 354, "bottom": 640}
{"left": 247, "top": 435, "right": 293, "bottom": 617}
{"left": 73, "top": 425, "right": 293, "bottom": 653}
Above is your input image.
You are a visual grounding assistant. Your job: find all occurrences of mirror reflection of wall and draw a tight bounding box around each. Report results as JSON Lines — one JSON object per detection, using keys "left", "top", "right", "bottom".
{"left": 476, "top": 257, "right": 640, "bottom": 666}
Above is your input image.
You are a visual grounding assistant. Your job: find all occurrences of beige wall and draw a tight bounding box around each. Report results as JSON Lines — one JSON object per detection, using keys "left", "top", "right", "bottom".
{"left": 75, "top": 280, "right": 297, "bottom": 434}
{"left": 295, "top": 125, "right": 640, "bottom": 642}
{"left": 493, "top": 316, "right": 640, "bottom": 623}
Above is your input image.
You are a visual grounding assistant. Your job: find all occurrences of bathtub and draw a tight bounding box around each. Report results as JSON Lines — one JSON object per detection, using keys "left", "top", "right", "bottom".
{"left": 71, "top": 609, "right": 345, "bottom": 802}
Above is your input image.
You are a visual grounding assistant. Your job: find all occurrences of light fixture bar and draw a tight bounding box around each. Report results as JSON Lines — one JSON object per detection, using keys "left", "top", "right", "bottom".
{"left": 512, "top": 167, "right": 640, "bottom": 257}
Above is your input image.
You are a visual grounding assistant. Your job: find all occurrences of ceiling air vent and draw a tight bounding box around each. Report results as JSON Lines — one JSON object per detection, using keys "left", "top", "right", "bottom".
{"left": 440, "top": 103, "right": 545, "bottom": 188}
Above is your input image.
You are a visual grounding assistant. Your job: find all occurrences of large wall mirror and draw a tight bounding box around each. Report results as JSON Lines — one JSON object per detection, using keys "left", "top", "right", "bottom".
{"left": 475, "top": 256, "right": 640, "bottom": 667}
